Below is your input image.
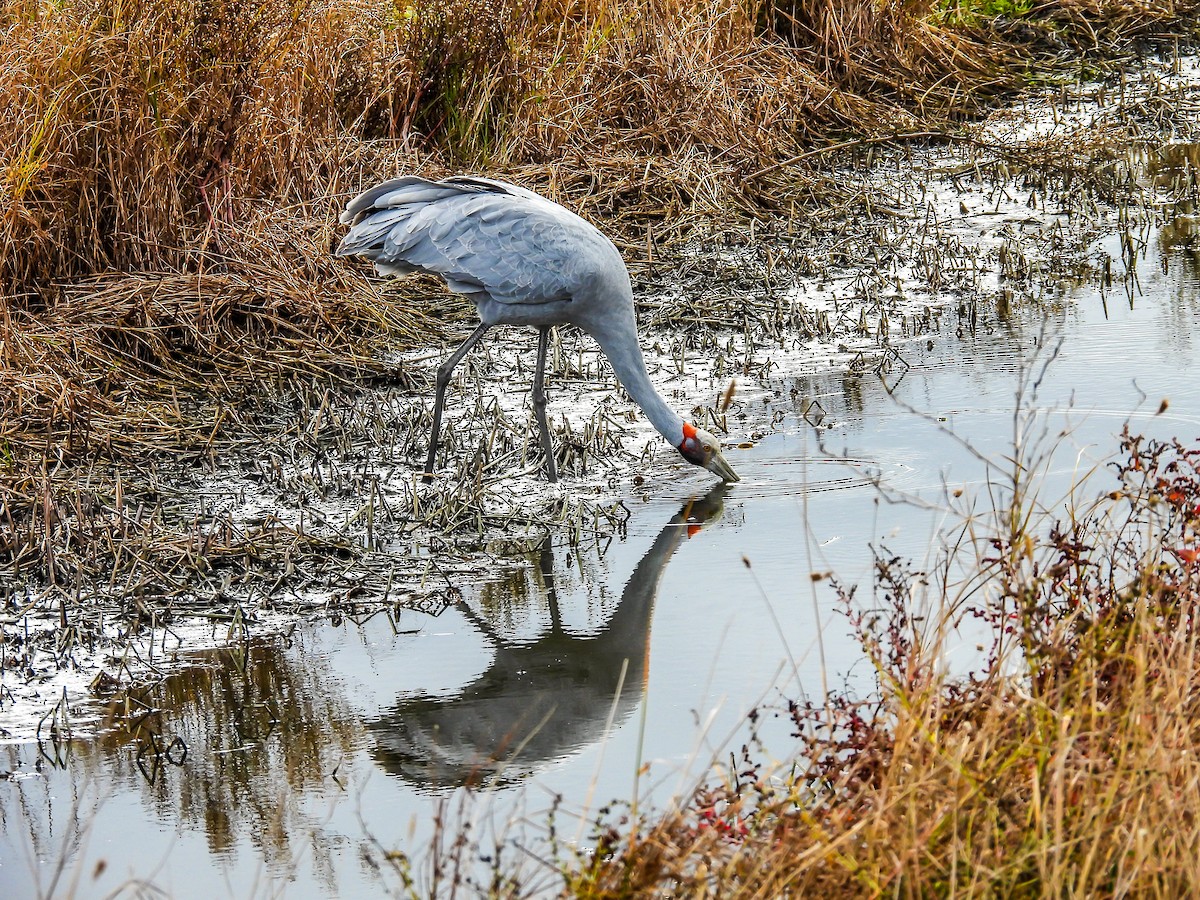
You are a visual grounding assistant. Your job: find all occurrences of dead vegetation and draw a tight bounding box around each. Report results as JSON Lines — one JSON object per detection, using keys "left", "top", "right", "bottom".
{"left": 1, "top": 0, "right": 1197, "bottom": 632}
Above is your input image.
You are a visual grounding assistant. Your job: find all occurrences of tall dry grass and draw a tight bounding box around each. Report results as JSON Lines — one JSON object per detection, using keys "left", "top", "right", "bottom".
{"left": 1, "top": 0, "right": 1196, "bottom": 577}
{"left": 4, "top": 0, "right": 1195, "bottom": 300}
{"left": 0, "top": 0, "right": 872, "bottom": 302}
{"left": 564, "top": 430, "right": 1200, "bottom": 896}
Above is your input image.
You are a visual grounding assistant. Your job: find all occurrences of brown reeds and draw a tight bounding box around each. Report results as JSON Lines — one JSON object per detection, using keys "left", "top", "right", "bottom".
{"left": 4, "top": 0, "right": 1196, "bottom": 296}
{"left": 1, "top": 0, "right": 1196, "bottom": 601}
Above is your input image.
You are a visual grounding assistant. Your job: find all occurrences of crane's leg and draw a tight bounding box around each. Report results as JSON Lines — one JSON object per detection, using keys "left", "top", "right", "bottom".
{"left": 532, "top": 325, "right": 558, "bottom": 483}
{"left": 538, "top": 536, "right": 562, "bottom": 632}
{"left": 424, "top": 322, "right": 490, "bottom": 484}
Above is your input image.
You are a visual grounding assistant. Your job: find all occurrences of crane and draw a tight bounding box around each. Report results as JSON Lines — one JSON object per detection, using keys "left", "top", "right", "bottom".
{"left": 336, "top": 175, "right": 739, "bottom": 485}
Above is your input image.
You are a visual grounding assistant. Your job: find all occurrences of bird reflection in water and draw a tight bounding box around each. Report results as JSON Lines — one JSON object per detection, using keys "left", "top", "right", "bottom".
{"left": 369, "top": 481, "right": 731, "bottom": 789}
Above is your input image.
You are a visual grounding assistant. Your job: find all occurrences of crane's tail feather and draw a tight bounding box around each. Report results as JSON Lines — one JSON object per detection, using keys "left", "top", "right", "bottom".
{"left": 336, "top": 202, "right": 443, "bottom": 264}
{"left": 334, "top": 208, "right": 410, "bottom": 256}
{"left": 339, "top": 176, "right": 439, "bottom": 225}
{"left": 336, "top": 175, "right": 501, "bottom": 265}
{"left": 339, "top": 175, "right": 517, "bottom": 226}
{"left": 337, "top": 195, "right": 489, "bottom": 292}
{"left": 336, "top": 175, "right": 551, "bottom": 299}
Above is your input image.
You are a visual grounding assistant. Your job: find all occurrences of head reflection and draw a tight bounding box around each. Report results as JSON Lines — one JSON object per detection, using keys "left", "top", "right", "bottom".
{"left": 369, "top": 482, "right": 731, "bottom": 789}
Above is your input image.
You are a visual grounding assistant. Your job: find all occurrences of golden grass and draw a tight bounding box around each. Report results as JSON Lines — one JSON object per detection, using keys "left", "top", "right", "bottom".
{"left": 564, "top": 431, "right": 1200, "bottom": 896}
{"left": 0, "top": 0, "right": 1196, "bottom": 583}
{"left": 3, "top": 0, "right": 1195, "bottom": 296}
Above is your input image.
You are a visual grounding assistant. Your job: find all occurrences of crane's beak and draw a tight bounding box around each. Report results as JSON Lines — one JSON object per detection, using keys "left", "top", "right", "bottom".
{"left": 705, "top": 447, "right": 740, "bottom": 483}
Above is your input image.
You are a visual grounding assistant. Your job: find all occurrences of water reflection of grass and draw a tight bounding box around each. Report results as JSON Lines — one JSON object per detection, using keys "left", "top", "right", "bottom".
{"left": 81, "top": 640, "right": 363, "bottom": 872}
{"left": 559, "top": 427, "right": 1200, "bottom": 895}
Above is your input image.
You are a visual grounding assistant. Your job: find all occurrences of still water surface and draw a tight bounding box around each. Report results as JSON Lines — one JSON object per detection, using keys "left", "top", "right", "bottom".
{"left": 3, "top": 233, "right": 1199, "bottom": 897}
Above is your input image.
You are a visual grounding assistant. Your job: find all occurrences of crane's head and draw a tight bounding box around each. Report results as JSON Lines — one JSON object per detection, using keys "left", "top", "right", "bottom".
{"left": 678, "top": 423, "right": 740, "bottom": 483}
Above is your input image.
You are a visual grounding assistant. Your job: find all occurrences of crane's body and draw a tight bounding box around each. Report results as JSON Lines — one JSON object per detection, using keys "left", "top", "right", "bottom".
{"left": 336, "top": 175, "right": 738, "bottom": 484}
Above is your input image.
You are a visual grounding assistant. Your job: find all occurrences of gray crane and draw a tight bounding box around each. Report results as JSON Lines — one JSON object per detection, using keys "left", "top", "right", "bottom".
{"left": 336, "top": 175, "right": 739, "bottom": 484}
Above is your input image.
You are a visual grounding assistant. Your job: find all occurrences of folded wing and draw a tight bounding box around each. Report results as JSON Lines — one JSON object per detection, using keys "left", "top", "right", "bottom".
{"left": 336, "top": 176, "right": 590, "bottom": 305}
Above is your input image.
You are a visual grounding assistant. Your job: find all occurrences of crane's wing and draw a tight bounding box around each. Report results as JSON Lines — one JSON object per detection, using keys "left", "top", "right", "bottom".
{"left": 336, "top": 176, "right": 600, "bottom": 305}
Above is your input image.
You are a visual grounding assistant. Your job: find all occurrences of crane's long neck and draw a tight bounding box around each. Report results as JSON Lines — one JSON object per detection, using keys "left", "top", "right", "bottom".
{"left": 590, "top": 317, "right": 684, "bottom": 447}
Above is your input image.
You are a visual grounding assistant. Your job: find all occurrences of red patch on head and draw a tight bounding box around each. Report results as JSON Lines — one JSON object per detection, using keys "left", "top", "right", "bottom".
{"left": 680, "top": 422, "right": 698, "bottom": 448}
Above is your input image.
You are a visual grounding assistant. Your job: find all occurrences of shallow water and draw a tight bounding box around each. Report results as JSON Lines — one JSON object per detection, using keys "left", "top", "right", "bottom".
{"left": 2, "top": 223, "right": 1197, "bottom": 896}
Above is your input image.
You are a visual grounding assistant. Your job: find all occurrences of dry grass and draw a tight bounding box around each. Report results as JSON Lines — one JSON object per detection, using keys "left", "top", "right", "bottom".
{"left": 3, "top": 0, "right": 1194, "bottom": 417}
{"left": 561, "top": 429, "right": 1200, "bottom": 896}
{"left": 4, "top": 0, "right": 1196, "bottom": 293}
{"left": 1, "top": 0, "right": 1196, "bottom": 594}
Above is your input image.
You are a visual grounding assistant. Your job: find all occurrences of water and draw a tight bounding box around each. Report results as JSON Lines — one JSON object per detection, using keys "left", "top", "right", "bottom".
{"left": 4, "top": 228, "right": 1200, "bottom": 897}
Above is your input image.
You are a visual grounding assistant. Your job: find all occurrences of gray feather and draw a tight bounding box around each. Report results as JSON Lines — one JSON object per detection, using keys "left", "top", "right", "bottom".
{"left": 333, "top": 174, "right": 710, "bottom": 471}
{"left": 337, "top": 176, "right": 609, "bottom": 307}
{"left": 339, "top": 176, "right": 435, "bottom": 224}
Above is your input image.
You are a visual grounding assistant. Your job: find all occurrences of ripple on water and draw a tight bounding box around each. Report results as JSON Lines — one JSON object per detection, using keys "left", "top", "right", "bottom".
{"left": 728, "top": 453, "right": 925, "bottom": 502}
